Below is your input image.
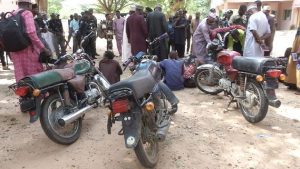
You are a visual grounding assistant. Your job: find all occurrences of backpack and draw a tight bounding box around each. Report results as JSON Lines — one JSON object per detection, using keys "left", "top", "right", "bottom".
{"left": 0, "top": 10, "right": 30, "bottom": 52}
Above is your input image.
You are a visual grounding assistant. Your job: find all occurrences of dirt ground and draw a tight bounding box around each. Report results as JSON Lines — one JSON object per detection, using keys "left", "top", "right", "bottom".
{"left": 0, "top": 31, "right": 299, "bottom": 169}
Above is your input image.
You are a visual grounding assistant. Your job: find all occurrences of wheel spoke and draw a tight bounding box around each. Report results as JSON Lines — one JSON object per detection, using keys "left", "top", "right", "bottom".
{"left": 47, "top": 98, "right": 79, "bottom": 138}
{"left": 241, "top": 82, "right": 263, "bottom": 118}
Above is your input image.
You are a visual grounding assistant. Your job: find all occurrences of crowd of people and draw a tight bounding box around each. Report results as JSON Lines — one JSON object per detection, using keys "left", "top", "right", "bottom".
{"left": 0, "top": 0, "right": 296, "bottom": 93}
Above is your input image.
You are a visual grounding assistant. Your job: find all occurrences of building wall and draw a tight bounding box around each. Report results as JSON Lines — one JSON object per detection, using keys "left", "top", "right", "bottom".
{"left": 277, "top": 1, "right": 293, "bottom": 30}
{"left": 0, "top": 0, "right": 18, "bottom": 12}
{"left": 0, "top": 0, "right": 47, "bottom": 13}
{"left": 36, "top": 0, "right": 48, "bottom": 13}
{"left": 220, "top": 1, "right": 294, "bottom": 30}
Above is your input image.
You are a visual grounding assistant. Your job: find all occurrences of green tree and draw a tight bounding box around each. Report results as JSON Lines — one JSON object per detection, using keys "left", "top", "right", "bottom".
{"left": 48, "top": 0, "right": 63, "bottom": 14}
{"left": 95, "top": 0, "right": 131, "bottom": 14}
{"left": 185, "top": 0, "right": 210, "bottom": 18}
{"left": 136, "top": 0, "right": 210, "bottom": 17}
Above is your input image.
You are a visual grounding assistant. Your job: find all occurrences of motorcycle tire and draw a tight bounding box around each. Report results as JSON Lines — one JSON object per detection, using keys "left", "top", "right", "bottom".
{"left": 40, "top": 94, "right": 82, "bottom": 145}
{"left": 134, "top": 125, "right": 159, "bottom": 168}
{"left": 194, "top": 68, "right": 223, "bottom": 95}
{"left": 239, "top": 80, "right": 268, "bottom": 123}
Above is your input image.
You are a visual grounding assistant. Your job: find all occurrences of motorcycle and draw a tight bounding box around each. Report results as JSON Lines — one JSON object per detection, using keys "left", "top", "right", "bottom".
{"left": 194, "top": 32, "right": 286, "bottom": 123}
{"left": 9, "top": 32, "right": 110, "bottom": 145}
{"left": 106, "top": 34, "right": 174, "bottom": 168}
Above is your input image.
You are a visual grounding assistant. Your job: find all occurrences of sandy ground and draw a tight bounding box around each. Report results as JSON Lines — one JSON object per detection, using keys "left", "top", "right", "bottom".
{"left": 0, "top": 31, "right": 299, "bottom": 169}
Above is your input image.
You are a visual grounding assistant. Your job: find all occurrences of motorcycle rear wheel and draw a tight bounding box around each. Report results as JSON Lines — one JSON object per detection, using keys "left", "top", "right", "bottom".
{"left": 40, "top": 94, "right": 82, "bottom": 145}
{"left": 239, "top": 80, "right": 268, "bottom": 123}
{"left": 195, "top": 68, "right": 223, "bottom": 95}
{"left": 134, "top": 124, "right": 159, "bottom": 168}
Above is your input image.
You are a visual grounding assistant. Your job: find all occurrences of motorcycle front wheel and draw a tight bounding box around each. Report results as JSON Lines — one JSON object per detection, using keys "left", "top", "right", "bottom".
{"left": 194, "top": 68, "right": 223, "bottom": 95}
{"left": 40, "top": 94, "right": 82, "bottom": 145}
{"left": 134, "top": 123, "right": 159, "bottom": 168}
{"left": 239, "top": 80, "right": 268, "bottom": 123}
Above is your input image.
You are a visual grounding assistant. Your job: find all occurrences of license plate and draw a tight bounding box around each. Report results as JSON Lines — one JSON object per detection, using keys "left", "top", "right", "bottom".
{"left": 264, "top": 78, "right": 279, "bottom": 89}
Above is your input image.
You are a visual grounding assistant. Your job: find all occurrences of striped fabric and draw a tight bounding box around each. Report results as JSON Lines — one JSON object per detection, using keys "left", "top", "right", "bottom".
{"left": 10, "top": 9, "right": 44, "bottom": 82}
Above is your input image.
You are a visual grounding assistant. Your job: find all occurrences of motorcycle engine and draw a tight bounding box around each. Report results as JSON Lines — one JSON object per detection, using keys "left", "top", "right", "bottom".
{"left": 219, "top": 78, "right": 232, "bottom": 92}
{"left": 85, "top": 88, "right": 101, "bottom": 105}
{"left": 219, "top": 78, "right": 239, "bottom": 96}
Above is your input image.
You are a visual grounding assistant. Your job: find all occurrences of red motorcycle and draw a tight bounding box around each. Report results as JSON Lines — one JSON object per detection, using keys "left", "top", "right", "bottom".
{"left": 194, "top": 33, "right": 286, "bottom": 123}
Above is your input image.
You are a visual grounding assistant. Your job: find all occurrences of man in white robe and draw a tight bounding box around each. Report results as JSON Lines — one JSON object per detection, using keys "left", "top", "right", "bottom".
{"left": 121, "top": 7, "right": 135, "bottom": 63}
{"left": 243, "top": 4, "right": 271, "bottom": 57}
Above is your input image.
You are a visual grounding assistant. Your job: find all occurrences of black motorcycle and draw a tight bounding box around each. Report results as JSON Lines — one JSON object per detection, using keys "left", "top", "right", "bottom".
{"left": 106, "top": 47, "right": 175, "bottom": 167}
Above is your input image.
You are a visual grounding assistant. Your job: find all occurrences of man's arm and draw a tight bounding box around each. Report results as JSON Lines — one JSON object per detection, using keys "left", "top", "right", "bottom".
{"left": 228, "top": 15, "right": 236, "bottom": 25}
{"left": 113, "top": 19, "right": 116, "bottom": 34}
{"left": 140, "top": 16, "right": 148, "bottom": 37}
{"left": 175, "top": 18, "right": 186, "bottom": 29}
{"left": 126, "top": 18, "right": 130, "bottom": 41}
{"left": 116, "top": 61, "right": 123, "bottom": 75}
{"left": 202, "top": 25, "right": 211, "bottom": 43}
{"left": 251, "top": 30, "right": 262, "bottom": 44}
{"left": 260, "top": 32, "right": 271, "bottom": 40}
{"left": 69, "top": 20, "right": 74, "bottom": 33}
{"left": 161, "top": 13, "right": 167, "bottom": 33}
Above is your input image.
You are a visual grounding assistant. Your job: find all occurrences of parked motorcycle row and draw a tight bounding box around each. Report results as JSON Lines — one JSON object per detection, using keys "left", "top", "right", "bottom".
{"left": 8, "top": 30, "right": 286, "bottom": 168}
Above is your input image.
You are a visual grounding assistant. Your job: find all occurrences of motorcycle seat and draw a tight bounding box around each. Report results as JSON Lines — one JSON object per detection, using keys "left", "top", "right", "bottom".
{"left": 232, "top": 57, "right": 276, "bottom": 74}
{"left": 108, "top": 69, "right": 157, "bottom": 99}
{"left": 23, "top": 68, "right": 75, "bottom": 89}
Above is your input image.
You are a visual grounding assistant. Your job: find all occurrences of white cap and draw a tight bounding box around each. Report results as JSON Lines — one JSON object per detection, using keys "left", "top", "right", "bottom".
{"left": 247, "top": 3, "right": 258, "bottom": 11}
{"left": 208, "top": 12, "right": 217, "bottom": 19}
{"left": 263, "top": 5, "right": 271, "bottom": 11}
{"left": 130, "top": 5, "right": 136, "bottom": 11}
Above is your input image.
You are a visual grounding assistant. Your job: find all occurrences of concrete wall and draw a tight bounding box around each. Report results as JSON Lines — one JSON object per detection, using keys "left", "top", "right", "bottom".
{"left": 224, "top": 1, "right": 293, "bottom": 30}
{"left": 0, "top": 0, "right": 47, "bottom": 13}
{"left": 277, "top": 1, "right": 293, "bottom": 30}
{"left": 0, "top": 0, "right": 18, "bottom": 12}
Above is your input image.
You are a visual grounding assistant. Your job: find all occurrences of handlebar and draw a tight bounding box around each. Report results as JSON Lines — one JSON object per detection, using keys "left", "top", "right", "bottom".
{"left": 54, "top": 54, "right": 71, "bottom": 65}
{"left": 122, "top": 33, "right": 167, "bottom": 71}
{"left": 149, "top": 33, "right": 169, "bottom": 46}
{"left": 80, "top": 31, "right": 95, "bottom": 50}
{"left": 122, "top": 57, "right": 133, "bottom": 71}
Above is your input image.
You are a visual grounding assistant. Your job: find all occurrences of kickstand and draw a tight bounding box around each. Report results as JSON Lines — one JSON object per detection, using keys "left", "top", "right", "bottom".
{"left": 224, "top": 96, "right": 237, "bottom": 112}
{"left": 118, "top": 128, "right": 124, "bottom": 135}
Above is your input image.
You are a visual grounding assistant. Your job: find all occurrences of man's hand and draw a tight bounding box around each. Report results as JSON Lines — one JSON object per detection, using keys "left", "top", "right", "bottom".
{"left": 43, "top": 48, "right": 52, "bottom": 56}
{"left": 255, "top": 37, "right": 262, "bottom": 44}
{"left": 251, "top": 30, "right": 262, "bottom": 44}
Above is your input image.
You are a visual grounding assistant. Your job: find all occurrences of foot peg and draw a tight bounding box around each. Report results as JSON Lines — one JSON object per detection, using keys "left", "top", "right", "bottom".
{"left": 169, "top": 104, "right": 178, "bottom": 115}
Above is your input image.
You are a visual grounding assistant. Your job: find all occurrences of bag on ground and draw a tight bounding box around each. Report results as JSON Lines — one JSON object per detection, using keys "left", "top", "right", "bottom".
{"left": 183, "top": 55, "right": 197, "bottom": 88}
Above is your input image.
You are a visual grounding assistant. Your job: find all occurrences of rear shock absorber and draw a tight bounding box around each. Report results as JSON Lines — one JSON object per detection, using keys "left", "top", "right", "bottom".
{"left": 239, "top": 74, "right": 246, "bottom": 97}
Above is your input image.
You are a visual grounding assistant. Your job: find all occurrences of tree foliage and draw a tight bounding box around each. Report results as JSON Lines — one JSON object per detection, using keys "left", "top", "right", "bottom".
{"left": 185, "top": 0, "right": 210, "bottom": 18}
{"left": 48, "top": 0, "right": 62, "bottom": 14}
{"left": 95, "top": 0, "right": 131, "bottom": 14}
{"left": 136, "top": 0, "right": 210, "bottom": 17}
{"left": 94, "top": 0, "right": 210, "bottom": 17}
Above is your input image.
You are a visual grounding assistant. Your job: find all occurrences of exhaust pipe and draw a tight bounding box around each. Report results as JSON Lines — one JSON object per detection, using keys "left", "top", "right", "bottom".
{"left": 269, "top": 99, "right": 281, "bottom": 108}
{"left": 156, "top": 118, "right": 171, "bottom": 142}
{"left": 58, "top": 104, "right": 95, "bottom": 126}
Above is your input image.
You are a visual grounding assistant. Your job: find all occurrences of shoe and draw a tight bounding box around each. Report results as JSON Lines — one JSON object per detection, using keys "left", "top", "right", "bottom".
{"left": 2, "top": 66, "right": 10, "bottom": 70}
{"left": 95, "top": 53, "right": 100, "bottom": 56}
{"left": 169, "top": 104, "right": 178, "bottom": 115}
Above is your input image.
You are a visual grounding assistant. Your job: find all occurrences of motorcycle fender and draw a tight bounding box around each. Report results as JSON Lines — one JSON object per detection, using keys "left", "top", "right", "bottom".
{"left": 196, "top": 64, "right": 220, "bottom": 71}
{"left": 121, "top": 112, "right": 142, "bottom": 149}
{"left": 29, "top": 95, "right": 43, "bottom": 123}
{"left": 196, "top": 64, "right": 223, "bottom": 80}
{"left": 254, "top": 80, "right": 281, "bottom": 108}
